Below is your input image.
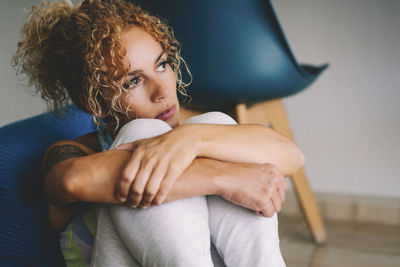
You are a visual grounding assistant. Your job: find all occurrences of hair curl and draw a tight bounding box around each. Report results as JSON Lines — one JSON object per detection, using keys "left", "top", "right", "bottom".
{"left": 13, "top": 0, "right": 191, "bottom": 133}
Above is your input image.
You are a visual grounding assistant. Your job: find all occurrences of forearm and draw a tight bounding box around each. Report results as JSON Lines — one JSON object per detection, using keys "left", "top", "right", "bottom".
{"left": 163, "top": 157, "right": 223, "bottom": 203}
{"left": 65, "top": 151, "right": 222, "bottom": 205}
{"left": 190, "top": 123, "right": 305, "bottom": 176}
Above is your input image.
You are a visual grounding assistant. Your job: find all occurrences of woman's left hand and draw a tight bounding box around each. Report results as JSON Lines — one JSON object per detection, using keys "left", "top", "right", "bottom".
{"left": 114, "top": 125, "right": 199, "bottom": 208}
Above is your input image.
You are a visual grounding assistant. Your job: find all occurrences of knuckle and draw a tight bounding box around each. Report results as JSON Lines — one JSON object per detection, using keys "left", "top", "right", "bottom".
{"left": 132, "top": 149, "right": 144, "bottom": 159}
{"left": 157, "top": 187, "right": 168, "bottom": 197}
{"left": 271, "top": 177, "right": 279, "bottom": 186}
{"left": 145, "top": 155, "right": 157, "bottom": 165}
{"left": 120, "top": 173, "right": 132, "bottom": 183}
{"left": 284, "top": 180, "right": 289, "bottom": 190}
{"left": 260, "top": 163, "right": 270, "bottom": 173}
{"left": 169, "top": 162, "right": 181, "bottom": 172}
{"left": 268, "top": 165, "right": 279, "bottom": 175}
{"left": 126, "top": 198, "right": 136, "bottom": 207}
{"left": 144, "top": 189, "right": 156, "bottom": 199}
{"left": 153, "top": 197, "right": 163, "bottom": 205}
{"left": 131, "top": 186, "right": 142, "bottom": 196}
{"left": 271, "top": 164, "right": 279, "bottom": 172}
{"left": 265, "top": 187, "right": 274, "bottom": 196}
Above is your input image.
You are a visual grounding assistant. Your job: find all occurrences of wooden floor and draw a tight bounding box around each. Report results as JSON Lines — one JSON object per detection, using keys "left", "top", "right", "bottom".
{"left": 278, "top": 215, "right": 400, "bottom": 267}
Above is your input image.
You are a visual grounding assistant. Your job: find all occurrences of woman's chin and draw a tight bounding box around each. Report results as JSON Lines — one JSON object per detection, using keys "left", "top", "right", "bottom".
{"left": 168, "top": 116, "right": 180, "bottom": 128}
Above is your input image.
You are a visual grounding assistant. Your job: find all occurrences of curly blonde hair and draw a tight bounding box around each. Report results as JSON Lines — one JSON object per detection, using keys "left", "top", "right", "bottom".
{"left": 13, "top": 0, "right": 191, "bottom": 133}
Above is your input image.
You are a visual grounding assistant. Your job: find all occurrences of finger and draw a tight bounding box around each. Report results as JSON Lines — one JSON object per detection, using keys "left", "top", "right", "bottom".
{"left": 116, "top": 153, "right": 141, "bottom": 202}
{"left": 115, "top": 141, "right": 140, "bottom": 152}
{"left": 282, "top": 177, "right": 289, "bottom": 191}
{"left": 277, "top": 183, "right": 286, "bottom": 203}
{"left": 271, "top": 192, "right": 282, "bottom": 213}
{"left": 140, "top": 163, "right": 167, "bottom": 208}
{"left": 256, "top": 210, "right": 264, "bottom": 216}
{"left": 153, "top": 165, "right": 182, "bottom": 205}
{"left": 126, "top": 159, "right": 155, "bottom": 208}
{"left": 259, "top": 198, "right": 275, "bottom": 218}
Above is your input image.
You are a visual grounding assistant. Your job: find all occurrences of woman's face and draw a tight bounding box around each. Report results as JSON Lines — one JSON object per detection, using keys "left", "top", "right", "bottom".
{"left": 119, "top": 26, "right": 180, "bottom": 128}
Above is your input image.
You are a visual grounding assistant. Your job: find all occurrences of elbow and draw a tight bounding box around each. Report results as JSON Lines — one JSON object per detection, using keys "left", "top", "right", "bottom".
{"left": 279, "top": 142, "right": 305, "bottom": 177}
{"left": 61, "top": 173, "right": 78, "bottom": 202}
{"left": 61, "top": 160, "right": 81, "bottom": 203}
{"left": 295, "top": 143, "right": 305, "bottom": 168}
{"left": 45, "top": 159, "right": 79, "bottom": 205}
{"left": 291, "top": 144, "right": 305, "bottom": 174}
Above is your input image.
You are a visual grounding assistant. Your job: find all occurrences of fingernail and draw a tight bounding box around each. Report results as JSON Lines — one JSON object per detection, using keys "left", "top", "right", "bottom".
{"left": 117, "top": 195, "right": 126, "bottom": 202}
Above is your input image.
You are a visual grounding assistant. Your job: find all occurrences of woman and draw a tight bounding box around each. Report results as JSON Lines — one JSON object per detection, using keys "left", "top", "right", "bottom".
{"left": 14, "top": 0, "right": 304, "bottom": 266}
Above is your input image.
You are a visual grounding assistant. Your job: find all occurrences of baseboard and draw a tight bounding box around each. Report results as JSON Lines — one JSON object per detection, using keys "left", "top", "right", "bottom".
{"left": 280, "top": 190, "right": 400, "bottom": 226}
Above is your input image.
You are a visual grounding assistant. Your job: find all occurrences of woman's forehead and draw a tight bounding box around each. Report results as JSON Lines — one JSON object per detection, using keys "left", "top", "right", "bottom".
{"left": 121, "top": 27, "right": 164, "bottom": 69}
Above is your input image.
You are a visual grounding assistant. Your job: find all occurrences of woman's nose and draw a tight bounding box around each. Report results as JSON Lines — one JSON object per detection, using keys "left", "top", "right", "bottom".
{"left": 150, "top": 77, "right": 168, "bottom": 102}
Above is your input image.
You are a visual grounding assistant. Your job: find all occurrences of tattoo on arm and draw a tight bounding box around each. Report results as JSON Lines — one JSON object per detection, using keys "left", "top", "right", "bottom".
{"left": 44, "top": 144, "right": 88, "bottom": 175}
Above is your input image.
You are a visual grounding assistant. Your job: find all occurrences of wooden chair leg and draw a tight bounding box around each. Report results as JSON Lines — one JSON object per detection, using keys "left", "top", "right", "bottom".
{"left": 235, "top": 103, "right": 248, "bottom": 124}
{"left": 246, "top": 99, "right": 328, "bottom": 244}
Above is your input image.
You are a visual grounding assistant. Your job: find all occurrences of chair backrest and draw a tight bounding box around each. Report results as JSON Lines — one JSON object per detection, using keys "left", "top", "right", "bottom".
{"left": 0, "top": 106, "right": 95, "bottom": 266}
{"left": 134, "top": 0, "right": 327, "bottom": 110}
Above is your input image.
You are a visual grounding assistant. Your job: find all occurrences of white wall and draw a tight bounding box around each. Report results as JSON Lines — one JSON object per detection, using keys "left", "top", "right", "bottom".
{"left": 0, "top": 0, "right": 80, "bottom": 125}
{"left": 0, "top": 0, "right": 46, "bottom": 126}
{"left": 272, "top": 0, "right": 400, "bottom": 198}
{"left": 1, "top": 0, "right": 399, "bottom": 198}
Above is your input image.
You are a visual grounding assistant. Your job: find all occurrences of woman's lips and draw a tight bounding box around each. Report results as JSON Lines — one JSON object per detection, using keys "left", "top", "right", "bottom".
{"left": 155, "top": 105, "right": 176, "bottom": 121}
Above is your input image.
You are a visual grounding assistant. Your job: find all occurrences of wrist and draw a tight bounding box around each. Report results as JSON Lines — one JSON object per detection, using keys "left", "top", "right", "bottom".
{"left": 208, "top": 160, "right": 235, "bottom": 198}
{"left": 180, "top": 124, "right": 208, "bottom": 157}
{"left": 189, "top": 124, "right": 211, "bottom": 158}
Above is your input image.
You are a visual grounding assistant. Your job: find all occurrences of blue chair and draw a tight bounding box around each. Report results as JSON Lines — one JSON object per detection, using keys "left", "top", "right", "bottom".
{"left": 0, "top": 106, "right": 96, "bottom": 266}
{"left": 135, "top": 0, "right": 328, "bottom": 243}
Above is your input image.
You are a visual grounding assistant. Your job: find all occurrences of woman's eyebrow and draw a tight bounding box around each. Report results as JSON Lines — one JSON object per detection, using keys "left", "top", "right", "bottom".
{"left": 127, "top": 51, "right": 165, "bottom": 77}
{"left": 154, "top": 50, "right": 165, "bottom": 63}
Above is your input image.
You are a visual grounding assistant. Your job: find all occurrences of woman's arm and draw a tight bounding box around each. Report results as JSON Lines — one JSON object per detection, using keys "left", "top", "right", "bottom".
{"left": 116, "top": 123, "right": 303, "bottom": 206}
{"left": 45, "top": 142, "right": 287, "bottom": 230}
{"left": 195, "top": 123, "right": 305, "bottom": 176}
{"left": 117, "top": 123, "right": 304, "bottom": 177}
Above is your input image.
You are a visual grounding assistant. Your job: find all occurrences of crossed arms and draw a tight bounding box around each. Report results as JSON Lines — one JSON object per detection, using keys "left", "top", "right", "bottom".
{"left": 44, "top": 123, "right": 304, "bottom": 231}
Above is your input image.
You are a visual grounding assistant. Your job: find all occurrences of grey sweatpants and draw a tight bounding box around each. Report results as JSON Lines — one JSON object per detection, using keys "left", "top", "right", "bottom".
{"left": 90, "top": 112, "right": 286, "bottom": 267}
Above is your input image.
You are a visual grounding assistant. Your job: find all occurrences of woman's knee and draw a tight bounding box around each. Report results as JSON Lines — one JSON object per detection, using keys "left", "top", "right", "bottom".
{"left": 207, "top": 196, "right": 280, "bottom": 245}
{"left": 110, "top": 196, "right": 209, "bottom": 227}
{"left": 109, "top": 197, "right": 213, "bottom": 267}
{"left": 183, "top": 111, "right": 237, "bottom": 125}
{"left": 110, "top": 118, "right": 172, "bottom": 149}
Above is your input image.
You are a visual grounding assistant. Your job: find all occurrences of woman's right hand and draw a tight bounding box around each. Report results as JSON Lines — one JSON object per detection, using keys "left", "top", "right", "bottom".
{"left": 114, "top": 125, "right": 201, "bottom": 209}
{"left": 218, "top": 162, "right": 289, "bottom": 217}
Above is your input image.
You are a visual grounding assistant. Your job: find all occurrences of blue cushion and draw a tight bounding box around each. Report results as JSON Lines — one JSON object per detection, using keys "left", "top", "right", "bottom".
{"left": 0, "top": 106, "right": 96, "bottom": 266}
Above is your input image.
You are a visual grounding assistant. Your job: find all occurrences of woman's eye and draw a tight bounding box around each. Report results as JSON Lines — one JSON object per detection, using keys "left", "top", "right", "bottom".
{"left": 123, "top": 76, "right": 141, "bottom": 89}
{"left": 156, "top": 60, "right": 169, "bottom": 72}
{"left": 131, "top": 77, "right": 140, "bottom": 86}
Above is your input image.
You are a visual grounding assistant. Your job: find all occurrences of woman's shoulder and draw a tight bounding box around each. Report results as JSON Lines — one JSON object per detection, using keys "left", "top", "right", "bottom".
{"left": 45, "top": 131, "right": 101, "bottom": 156}
{"left": 74, "top": 131, "right": 101, "bottom": 153}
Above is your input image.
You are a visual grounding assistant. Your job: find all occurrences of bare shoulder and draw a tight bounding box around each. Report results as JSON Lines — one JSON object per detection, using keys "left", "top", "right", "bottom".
{"left": 43, "top": 131, "right": 100, "bottom": 175}
{"left": 74, "top": 131, "right": 101, "bottom": 152}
